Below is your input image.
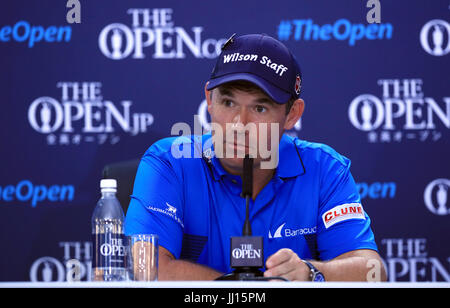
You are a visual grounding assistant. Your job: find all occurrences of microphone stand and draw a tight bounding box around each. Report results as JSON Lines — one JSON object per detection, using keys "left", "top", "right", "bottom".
{"left": 216, "top": 155, "right": 264, "bottom": 280}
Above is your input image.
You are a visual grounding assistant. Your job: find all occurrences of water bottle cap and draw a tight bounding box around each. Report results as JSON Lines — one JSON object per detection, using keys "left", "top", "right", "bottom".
{"left": 100, "top": 179, "right": 117, "bottom": 189}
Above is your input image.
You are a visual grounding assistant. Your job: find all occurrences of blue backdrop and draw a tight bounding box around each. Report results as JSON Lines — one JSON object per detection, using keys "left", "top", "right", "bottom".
{"left": 1, "top": 0, "right": 449, "bottom": 282}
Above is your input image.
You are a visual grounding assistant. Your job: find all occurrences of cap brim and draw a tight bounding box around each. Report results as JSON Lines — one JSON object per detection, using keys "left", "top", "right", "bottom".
{"left": 206, "top": 73, "right": 291, "bottom": 104}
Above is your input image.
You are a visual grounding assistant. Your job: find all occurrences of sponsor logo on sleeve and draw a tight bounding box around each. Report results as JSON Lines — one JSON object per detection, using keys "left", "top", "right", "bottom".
{"left": 322, "top": 203, "right": 365, "bottom": 229}
{"left": 146, "top": 202, "right": 184, "bottom": 228}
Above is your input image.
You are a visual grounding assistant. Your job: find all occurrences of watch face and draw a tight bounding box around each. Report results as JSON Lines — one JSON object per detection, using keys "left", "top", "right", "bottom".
{"left": 313, "top": 272, "right": 325, "bottom": 282}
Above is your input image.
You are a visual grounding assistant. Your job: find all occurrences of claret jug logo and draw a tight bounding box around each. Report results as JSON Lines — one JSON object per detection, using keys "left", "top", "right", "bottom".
{"left": 424, "top": 178, "right": 450, "bottom": 216}
{"left": 28, "top": 82, "right": 154, "bottom": 146}
{"left": 348, "top": 79, "right": 449, "bottom": 143}
{"left": 420, "top": 19, "right": 450, "bottom": 56}
{"left": 99, "top": 8, "right": 227, "bottom": 60}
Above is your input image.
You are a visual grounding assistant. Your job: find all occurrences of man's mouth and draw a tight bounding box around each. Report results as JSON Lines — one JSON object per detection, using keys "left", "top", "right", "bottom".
{"left": 226, "top": 142, "right": 248, "bottom": 148}
{"left": 222, "top": 142, "right": 258, "bottom": 159}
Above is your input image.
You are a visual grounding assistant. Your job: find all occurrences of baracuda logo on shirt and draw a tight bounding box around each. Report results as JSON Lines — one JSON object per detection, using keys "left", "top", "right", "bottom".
{"left": 268, "top": 222, "right": 316, "bottom": 239}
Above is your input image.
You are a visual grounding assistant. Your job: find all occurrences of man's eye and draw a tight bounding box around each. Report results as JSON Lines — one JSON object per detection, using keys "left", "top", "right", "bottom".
{"left": 255, "top": 105, "right": 267, "bottom": 113}
{"left": 222, "top": 100, "right": 234, "bottom": 107}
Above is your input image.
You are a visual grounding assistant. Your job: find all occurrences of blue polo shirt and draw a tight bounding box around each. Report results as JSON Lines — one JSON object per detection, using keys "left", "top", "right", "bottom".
{"left": 125, "top": 133, "right": 378, "bottom": 274}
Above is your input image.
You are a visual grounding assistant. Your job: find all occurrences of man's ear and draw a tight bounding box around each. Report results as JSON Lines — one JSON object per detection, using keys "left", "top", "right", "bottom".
{"left": 283, "top": 99, "right": 305, "bottom": 130}
{"left": 205, "top": 82, "right": 212, "bottom": 107}
{"left": 205, "top": 82, "right": 214, "bottom": 116}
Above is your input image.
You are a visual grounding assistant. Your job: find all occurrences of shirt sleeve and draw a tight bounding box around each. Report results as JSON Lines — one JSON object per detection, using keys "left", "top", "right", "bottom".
{"left": 316, "top": 150, "right": 378, "bottom": 261}
{"left": 124, "top": 143, "right": 184, "bottom": 259}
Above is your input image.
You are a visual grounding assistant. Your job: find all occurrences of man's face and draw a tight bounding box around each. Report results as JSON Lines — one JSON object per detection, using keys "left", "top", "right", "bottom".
{"left": 205, "top": 82, "right": 302, "bottom": 175}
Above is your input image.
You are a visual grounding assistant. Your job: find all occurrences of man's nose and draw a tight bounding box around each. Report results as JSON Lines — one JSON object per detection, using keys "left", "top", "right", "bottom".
{"left": 231, "top": 108, "right": 250, "bottom": 127}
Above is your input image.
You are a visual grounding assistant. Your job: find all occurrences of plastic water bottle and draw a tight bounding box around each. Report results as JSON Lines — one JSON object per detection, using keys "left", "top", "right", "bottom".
{"left": 91, "top": 179, "right": 128, "bottom": 281}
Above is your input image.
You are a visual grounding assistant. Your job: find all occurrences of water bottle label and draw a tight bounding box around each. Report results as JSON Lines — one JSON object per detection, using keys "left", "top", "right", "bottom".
{"left": 93, "top": 233, "right": 127, "bottom": 269}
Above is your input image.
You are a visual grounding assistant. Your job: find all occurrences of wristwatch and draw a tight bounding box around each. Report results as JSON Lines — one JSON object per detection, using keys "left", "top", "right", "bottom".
{"left": 301, "top": 260, "right": 325, "bottom": 282}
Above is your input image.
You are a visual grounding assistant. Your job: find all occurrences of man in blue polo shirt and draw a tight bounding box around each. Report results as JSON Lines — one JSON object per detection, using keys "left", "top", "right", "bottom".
{"left": 125, "top": 34, "right": 386, "bottom": 281}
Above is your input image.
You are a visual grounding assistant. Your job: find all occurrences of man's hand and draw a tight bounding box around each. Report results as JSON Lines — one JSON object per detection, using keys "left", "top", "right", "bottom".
{"left": 264, "top": 248, "right": 387, "bottom": 282}
{"left": 158, "top": 246, "right": 223, "bottom": 280}
{"left": 264, "top": 248, "right": 310, "bottom": 281}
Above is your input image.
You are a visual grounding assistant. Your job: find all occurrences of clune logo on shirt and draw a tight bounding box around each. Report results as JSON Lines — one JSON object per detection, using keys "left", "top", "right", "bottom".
{"left": 268, "top": 223, "right": 316, "bottom": 239}
{"left": 322, "top": 203, "right": 365, "bottom": 229}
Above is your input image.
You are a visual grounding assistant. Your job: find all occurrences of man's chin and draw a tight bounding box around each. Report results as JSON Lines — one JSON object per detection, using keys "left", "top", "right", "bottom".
{"left": 218, "top": 157, "right": 245, "bottom": 175}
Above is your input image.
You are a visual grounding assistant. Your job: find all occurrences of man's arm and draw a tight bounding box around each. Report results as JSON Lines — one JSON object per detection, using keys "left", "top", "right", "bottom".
{"left": 158, "top": 246, "right": 223, "bottom": 281}
{"left": 264, "top": 248, "right": 387, "bottom": 282}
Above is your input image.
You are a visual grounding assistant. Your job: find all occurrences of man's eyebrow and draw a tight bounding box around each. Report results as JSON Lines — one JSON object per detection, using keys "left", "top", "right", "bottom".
{"left": 254, "top": 96, "right": 276, "bottom": 105}
{"left": 218, "top": 87, "right": 235, "bottom": 97}
{"left": 217, "top": 87, "right": 275, "bottom": 104}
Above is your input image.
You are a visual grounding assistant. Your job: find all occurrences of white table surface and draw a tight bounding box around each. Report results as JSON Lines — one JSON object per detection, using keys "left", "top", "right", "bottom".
{"left": 1, "top": 281, "right": 449, "bottom": 288}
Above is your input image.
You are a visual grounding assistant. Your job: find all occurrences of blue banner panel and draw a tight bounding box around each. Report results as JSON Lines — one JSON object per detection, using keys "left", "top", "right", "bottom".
{"left": 1, "top": 0, "right": 448, "bottom": 282}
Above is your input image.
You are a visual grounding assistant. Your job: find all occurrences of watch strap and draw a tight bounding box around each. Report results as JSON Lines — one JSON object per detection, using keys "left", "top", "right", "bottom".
{"left": 301, "top": 259, "right": 325, "bottom": 282}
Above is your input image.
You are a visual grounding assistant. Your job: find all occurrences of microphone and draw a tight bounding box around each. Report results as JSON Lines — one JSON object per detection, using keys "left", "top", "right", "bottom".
{"left": 215, "top": 155, "right": 288, "bottom": 282}
{"left": 241, "top": 154, "right": 253, "bottom": 236}
{"left": 227, "top": 155, "right": 264, "bottom": 280}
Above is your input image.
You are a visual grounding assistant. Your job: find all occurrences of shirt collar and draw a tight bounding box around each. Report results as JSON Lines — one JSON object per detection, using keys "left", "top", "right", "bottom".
{"left": 275, "top": 133, "right": 306, "bottom": 179}
{"left": 201, "top": 133, "right": 228, "bottom": 180}
{"left": 201, "top": 133, "right": 306, "bottom": 180}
